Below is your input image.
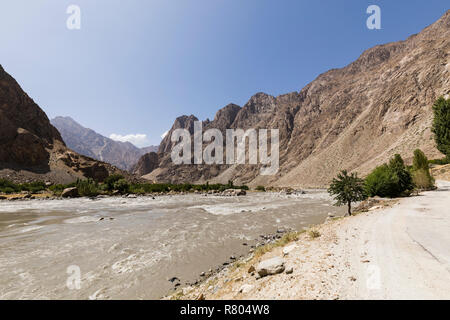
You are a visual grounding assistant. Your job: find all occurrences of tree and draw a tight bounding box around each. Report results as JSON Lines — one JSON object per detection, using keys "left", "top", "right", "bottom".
{"left": 328, "top": 170, "right": 366, "bottom": 216}
{"left": 432, "top": 96, "right": 450, "bottom": 159}
{"left": 412, "top": 149, "right": 429, "bottom": 171}
{"left": 411, "top": 149, "right": 434, "bottom": 190}
{"left": 388, "top": 154, "right": 413, "bottom": 194}
{"left": 364, "top": 164, "right": 399, "bottom": 197}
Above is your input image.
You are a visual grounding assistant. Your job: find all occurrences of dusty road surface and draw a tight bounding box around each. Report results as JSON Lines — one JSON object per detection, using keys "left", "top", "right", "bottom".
{"left": 176, "top": 181, "right": 450, "bottom": 300}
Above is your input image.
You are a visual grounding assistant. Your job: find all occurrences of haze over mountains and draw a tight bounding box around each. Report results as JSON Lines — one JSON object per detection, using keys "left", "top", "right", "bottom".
{"left": 144, "top": 10, "right": 450, "bottom": 187}
{"left": 51, "top": 116, "right": 158, "bottom": 171}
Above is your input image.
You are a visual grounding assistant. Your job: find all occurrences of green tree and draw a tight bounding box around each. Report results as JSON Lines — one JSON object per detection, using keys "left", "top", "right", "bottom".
{"left": 388, "top": 154, "right": 413, "bottom": 194}
{"left": 328, "top": 170, "right": 366, "bottom": 216}
{"left": 412, "top": 149, "right": 429, "bottom": 171}
{"left": 431, "top": 96, "right": 450, "bottom": 159}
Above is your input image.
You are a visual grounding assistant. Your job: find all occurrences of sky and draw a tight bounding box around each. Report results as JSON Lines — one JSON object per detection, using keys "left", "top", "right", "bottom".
{"left": 0, "top": 1, "right": 448, "bottom": 147}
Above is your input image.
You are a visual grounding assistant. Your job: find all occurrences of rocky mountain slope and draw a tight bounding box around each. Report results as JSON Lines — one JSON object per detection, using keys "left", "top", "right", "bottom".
{"left": 144, "top": 10, "right": 450, "bottom": 187}
{"left": 0, "top": 66, "right": 132, "bottom": 184}
{"left": 51, "top": 116, "right": 157, "bottom": 171}
{"left": 131, "top": 152, "right": 159, "bottom": 177}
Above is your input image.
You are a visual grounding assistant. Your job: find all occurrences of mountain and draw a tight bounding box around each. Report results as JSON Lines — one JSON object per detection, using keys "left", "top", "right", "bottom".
{"left": 144, "top": 10, "right": 450, "bottom": 187}
{"left": 131, "top": 152, "right": 159, "bottom": 177}
{"left": 51, "top": 116, "right": 158, "bottom": 171}
{"left": 0, "top": 65, "right": 133, "bottom": 184}
{"left": 141, "top": 145, "right": 159, "bottom": 154}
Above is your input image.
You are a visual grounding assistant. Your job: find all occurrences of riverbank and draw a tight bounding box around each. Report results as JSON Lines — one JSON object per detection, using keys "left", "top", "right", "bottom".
{"left": 168, "top": 180, "right": 450, "bottom": 300}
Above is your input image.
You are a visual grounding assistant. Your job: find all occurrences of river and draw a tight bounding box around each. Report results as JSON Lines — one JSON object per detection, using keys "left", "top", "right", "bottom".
{"left": 0, "top": 192, "right": 345, "bottom": 299}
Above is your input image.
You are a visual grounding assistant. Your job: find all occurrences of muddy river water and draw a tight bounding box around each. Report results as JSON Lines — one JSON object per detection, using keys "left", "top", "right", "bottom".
{"left": 0, "top": 192, "right": 345, "bottom": 299}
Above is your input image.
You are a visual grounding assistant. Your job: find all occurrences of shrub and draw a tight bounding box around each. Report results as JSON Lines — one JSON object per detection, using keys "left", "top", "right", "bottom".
{"left": 2, "top": 187, "right": 16, "bottom": 194}
{"left": 113, "top": 179, "right": 130, "bottom": 194}
{"left": 76, "top": 179, "right": 99, "bottom": 197}
{"left": 365, "top": 154, "right": 413, "bottom": 198}
{"left": 0, "top": 179, "right": 20, "bottom": 193}
{"left": 308, "top": 229, "right": 321, "bottom": 239}
{"left": 255, "top": 185, "right": 266, "bottom": 192}
{"left": 21, "top": 181, "right": 46, "bottom": 193}
{"left": 364, "top": 164, "right": 401, "bottom": 198}
{"left": 429, "top": 158, "right": 450, "bottom": 165}
{"left": 104, "top": 174, "right": 124, "bottom": 191}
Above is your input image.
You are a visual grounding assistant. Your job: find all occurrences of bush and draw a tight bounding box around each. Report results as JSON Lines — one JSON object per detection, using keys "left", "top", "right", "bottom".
{"left": 20, "top": 181, "right": 46, "bottom": 193}
{"left": 365, "top": 154, "right": 413, "bottom": 198}
{"left": 76, "top": 179, "right": 99, "bottom": 197}
{"left": 365, "top": 164, "right": 402, "bottom": 198}
{"left": 2, "top": 187, "right": 16, "bottom": 194}
{"left": 429, "top": 158, "right": 450, "bottom": 165}
{"left": 113, "top": 179, "right": 130, "bottom": 194}
{"left": 0, "top": 179, "right": 20, "bottom": 193}
{"left": 255, "top": 185, "right": 266, "bottom": 192}
{"left": 104, "top": 174, "right": 124, "bottom": 191}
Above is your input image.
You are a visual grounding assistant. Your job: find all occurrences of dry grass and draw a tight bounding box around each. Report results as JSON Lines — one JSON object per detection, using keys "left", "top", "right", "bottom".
{"left": 253, "top": 231, "right": 304, "bottom": 259}
{"left": 307, "top": 229, "right": 321, "bottom": 239}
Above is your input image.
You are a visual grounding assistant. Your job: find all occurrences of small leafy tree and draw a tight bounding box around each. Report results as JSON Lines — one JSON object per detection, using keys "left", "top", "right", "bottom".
{"left": 328, "top": 170, "right": 366, "bottom": 216}
{"left": 432, "top": 96, "right": 450, "bottom": 159}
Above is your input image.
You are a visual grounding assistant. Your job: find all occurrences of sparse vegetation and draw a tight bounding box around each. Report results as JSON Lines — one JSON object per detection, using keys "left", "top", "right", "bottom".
{"left": 253, "top": 231, "right": 304, "bottom": 258}
{"left": 328, "top": 170, "right": 367, "bottom": 216}
{"left": 307, "top": 229, "right": 321, "bottom": 239}
{"left": 0, "top": 175, "right": 249, "bottom": 198}
{"left": 429, "top": 158, "right": 450, "bottom": 165}
{"left": 75, "top": 179, "right": 99, "bottom": 197}
{"left": 0, "top": 179, "right": 46, "bottom": 194}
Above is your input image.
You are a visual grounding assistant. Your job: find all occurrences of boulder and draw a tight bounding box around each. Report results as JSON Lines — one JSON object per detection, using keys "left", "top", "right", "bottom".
{"left": 256, "top": 257, "right": 285, "bottom": 277}
{"left": 61, "top": 187, "right": 79, "bottom": 198}
{"left": 282, "top": 244, "right": 297, "bottom": 256}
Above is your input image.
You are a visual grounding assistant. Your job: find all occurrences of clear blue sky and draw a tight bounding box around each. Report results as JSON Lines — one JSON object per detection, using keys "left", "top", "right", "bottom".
{"left": 0, "top": 1, "right": 448, "bottom": 146}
